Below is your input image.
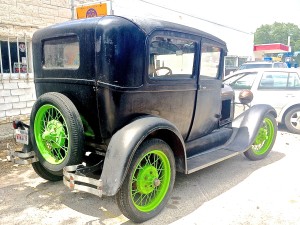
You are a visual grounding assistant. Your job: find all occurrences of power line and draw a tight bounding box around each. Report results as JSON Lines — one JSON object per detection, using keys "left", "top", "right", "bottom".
{"left": 138, "top": 0, "right": 252, "bottom": 35}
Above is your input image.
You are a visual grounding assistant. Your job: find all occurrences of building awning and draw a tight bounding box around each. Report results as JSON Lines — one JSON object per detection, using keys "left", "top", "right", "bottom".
{"left": 253, "top": 43, "right": 290, "bottom": 53}
{"left": 253, "top": 43, "right": 290, "bottom": 60}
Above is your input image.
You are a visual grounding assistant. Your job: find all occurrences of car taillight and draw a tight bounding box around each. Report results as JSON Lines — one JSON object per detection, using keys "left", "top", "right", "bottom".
{"left": 13, "top": 120, "right": 18, "bottom": 129}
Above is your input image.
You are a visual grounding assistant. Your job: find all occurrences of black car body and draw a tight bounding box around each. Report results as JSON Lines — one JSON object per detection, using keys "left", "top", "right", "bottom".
{"left": 9, "top": 15, "right": 277, "bottom": 223}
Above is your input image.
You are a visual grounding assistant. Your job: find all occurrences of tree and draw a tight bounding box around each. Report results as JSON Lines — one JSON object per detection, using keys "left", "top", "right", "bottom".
{"left": 254, "top": 22, "right": 300, "bottom": 52}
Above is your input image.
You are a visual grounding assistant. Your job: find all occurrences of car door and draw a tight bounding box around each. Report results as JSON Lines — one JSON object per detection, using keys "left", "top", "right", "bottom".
{"left": 187, "top": 38, "right": 224, "bottom": 141}
{"left": 144, "top": 32, "right": 199, "bottom": 140}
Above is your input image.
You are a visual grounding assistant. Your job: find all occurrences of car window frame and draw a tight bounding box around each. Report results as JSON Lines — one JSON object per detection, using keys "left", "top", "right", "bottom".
{"left": 199, "top": 38, "right": 225, "bottom": 81}
{"left": 146, "top": 30, "right": 199, "bottom": 85}
{"left": 258, "top": 71, "right": 300, "bottom": 90}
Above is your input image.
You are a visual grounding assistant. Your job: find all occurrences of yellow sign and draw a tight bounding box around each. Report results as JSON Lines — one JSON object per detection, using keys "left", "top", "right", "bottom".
{"left": 272, "top": 57, "right": 282, "bottom": 62}
{"left": 76, "top": 3, "right": 108, "bottom": 19}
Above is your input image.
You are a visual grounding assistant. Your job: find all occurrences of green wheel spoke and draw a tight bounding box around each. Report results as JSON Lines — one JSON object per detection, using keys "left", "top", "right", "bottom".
{"left": 154, "top": 154, "right": 159, "bottom": 168}
{"left": 145, "top": 154, "right": 151, "bottom": 166}
{"left": 136, "top": 194, "right": 144, "bottom": 205}
{"left": 52, "top": 148, "right": 62, "bottom": 160}
{"left": 132, "top": 189, "right": 139, "bottom": 196}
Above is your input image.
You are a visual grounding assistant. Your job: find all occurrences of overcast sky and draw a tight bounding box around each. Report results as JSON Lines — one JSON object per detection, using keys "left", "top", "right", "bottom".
{"left": 115, "top": 0, "right": 300, "bottom": 55}
{"left": 135, "top": 0, "right": 300, "bottom": 33}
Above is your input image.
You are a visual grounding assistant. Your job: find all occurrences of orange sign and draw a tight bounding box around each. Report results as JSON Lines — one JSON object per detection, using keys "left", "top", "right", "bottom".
{"left": 76, "top": 3, "right": 108, "bottom": 19}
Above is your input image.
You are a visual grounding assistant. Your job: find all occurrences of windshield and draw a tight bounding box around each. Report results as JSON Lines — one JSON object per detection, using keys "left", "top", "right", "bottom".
{"left": 239, "top": 63, "right": 272, "bottom": 70}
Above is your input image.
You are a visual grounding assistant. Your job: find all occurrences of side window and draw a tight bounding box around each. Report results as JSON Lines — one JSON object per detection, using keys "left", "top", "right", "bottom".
{"left": 200, "top": 43, "right": 221, "bottom": 78}
{"left": 149, "top": 36, "right": 196, "bottom": 79}
{"left": 43, "top": 35, "right": 79, "bottom": 69}
{"left": 288, "top": 73, "right": 300, "bottom": 88}
{"left": 226, "top": 72, "right": 257, "bottom": 89}
{"left": 258, "top": 72, "right": 289, "bottom": 89}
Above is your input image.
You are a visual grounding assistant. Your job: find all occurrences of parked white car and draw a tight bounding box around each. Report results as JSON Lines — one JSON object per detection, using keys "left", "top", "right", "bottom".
{"left": 224, "top": 68, "right": 300, "bottom": 134}
{"left": 237, "top": 61, "right": 288, "bottom": 70}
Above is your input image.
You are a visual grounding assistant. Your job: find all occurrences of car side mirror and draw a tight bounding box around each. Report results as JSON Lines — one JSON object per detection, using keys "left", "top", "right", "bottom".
{"left": 238, "top": 89, "right": 253, "bottom": 105}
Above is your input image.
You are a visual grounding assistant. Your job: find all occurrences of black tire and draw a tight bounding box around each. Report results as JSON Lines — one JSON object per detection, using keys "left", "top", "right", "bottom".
{"left": 32, "top": 161, "right": 62, "bottom": 181}
{"left": 284, "top": 106, "right": 300, "bottom": 134}
{"left": 116, "top": 139, "right": 175, "bottom": 223}
{"left": 244, "top": 113, "right": 277, "bottom": 161}
{"left": 30, "top": 92, "right": 84, "bottom": 179}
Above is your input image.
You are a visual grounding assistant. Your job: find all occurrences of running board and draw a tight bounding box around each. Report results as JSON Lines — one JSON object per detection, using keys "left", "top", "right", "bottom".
{"left": 186, "top": 148, "right": 240, "bottom": 174}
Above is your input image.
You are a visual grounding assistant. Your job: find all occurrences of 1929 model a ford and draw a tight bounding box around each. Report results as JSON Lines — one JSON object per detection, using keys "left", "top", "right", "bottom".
{"left": 9, "top": 16, "right": 277, "bottom": 223}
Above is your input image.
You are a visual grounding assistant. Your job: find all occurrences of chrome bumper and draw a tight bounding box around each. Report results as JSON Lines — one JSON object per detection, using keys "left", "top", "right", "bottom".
{"left": 63, "top": 165, "right": 103, "bottom": 197}
{"left": 7, "top": 149, "right": 38, "bottom": 165}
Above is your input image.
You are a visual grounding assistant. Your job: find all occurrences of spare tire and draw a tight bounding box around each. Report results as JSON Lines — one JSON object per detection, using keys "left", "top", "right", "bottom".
{"left": 30, "top": 92, "right": 84, "bottom": 179}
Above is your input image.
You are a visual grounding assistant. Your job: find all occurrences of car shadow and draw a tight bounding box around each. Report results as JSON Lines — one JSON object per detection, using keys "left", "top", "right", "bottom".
{"left": 61, "top": 150, "right": 284, "bottom": 225}
{"left": 0, "top": 146, "right": 285, "bottom": 225}
{"left": 277, "top": 123, "right": 289, "bottom": 133}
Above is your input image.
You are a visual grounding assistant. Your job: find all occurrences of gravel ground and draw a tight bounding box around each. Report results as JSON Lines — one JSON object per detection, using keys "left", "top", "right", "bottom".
{"left": 0, "top": 125, "right": 299, "bottom": 225}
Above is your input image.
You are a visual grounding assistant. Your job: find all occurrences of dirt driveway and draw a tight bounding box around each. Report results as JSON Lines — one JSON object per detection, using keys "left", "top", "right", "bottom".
{"left": 0, "top": 126, "right": 300, "bottom": 225}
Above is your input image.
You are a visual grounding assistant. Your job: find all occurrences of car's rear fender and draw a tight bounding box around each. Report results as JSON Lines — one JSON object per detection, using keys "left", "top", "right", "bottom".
{"left": 100, "top": 116, "right": 186, "bottom": 196}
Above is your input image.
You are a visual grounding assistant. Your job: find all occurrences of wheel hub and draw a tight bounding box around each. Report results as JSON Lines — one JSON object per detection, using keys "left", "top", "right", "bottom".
{"left": 42, "top": 120, "right": 65, "bottom": 149}
{"left": 153, "top": 178, "right": 161, "bottom": 187}
{"left": 291, "top": 112, "right": 300, "bottom": 129}
{"left": 254, "top": 126, "right": 268, "bottom": 145}
{"left": 136, "top": 165, "right": 159, "bottom": 194}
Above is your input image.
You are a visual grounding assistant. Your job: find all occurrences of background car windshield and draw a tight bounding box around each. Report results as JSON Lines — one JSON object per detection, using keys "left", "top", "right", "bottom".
{"left": 224, "top": 72, "right": 257, "bottom": 89}
{"left": 239, "top": 64, "right": 272, "bottom": 70}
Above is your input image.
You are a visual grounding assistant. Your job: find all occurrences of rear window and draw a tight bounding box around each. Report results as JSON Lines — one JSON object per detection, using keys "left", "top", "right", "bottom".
{"left": 43, "top": 36, "right": 79, "bottom": 69}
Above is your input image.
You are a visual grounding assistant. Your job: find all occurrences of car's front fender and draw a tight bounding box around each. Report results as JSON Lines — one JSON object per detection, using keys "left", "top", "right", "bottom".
{"left": 100, "top": 116, "right": 185, "bottom": 196}
{"left": 227, "top": 104, "right": 277, "bottom": 152}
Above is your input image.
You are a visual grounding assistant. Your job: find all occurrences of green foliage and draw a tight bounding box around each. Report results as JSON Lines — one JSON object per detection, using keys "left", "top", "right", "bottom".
{"left": 254, "top": 22, "right": 300, "bottom": 51}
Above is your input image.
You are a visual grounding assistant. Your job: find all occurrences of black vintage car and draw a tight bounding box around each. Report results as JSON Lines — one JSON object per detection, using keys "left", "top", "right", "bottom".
{"left": 9, "top": 15, "right": 277, "bottom": 223}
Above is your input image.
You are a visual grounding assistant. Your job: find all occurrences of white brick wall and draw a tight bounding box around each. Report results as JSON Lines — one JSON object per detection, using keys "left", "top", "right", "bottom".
{"left": 0, "top": 78, "right": 35, "bottom": 124}
{"left": 0, "top": 0, "right": 95, "bottom": 124}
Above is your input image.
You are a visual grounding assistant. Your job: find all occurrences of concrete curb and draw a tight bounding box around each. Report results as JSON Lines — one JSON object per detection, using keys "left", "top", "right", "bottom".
{"left": 0, "top": 123, "right": 14, "bottom": 141}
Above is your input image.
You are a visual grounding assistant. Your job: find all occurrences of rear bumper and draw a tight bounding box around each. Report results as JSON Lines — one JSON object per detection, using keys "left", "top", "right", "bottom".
{"left": 7, "top": 150, "right": 38, "bottom": 165}
{"left": 63, "top": 164, "right": 103, "bottom": 197}
{"left": 7, "top": 139, "right": 38, "bottom": 165}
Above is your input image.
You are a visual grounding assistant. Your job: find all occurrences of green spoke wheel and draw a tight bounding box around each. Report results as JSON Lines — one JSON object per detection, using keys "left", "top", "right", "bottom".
{"left": 30, "top": 92, "right": 84, "bottom": 180}
{"left": 116, "top": 139, "right": 175, "bottom": 223}
{"left": 131, "top": 150, "right": 171, "bottom": 212}
{"left": 34, "top": 104, "right": 69, "bottom": 164}
{"left": 244, "top": 113, "right": 277, "bottom": 161}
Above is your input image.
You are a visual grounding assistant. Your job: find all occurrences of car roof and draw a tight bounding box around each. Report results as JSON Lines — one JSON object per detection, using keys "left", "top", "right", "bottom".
{"left": 225, "top": 67, "right": 300, "bottom": 80}
{"left": 36, "top": 15, "right": 226, "bottom": 47}
{"left": 242, "top": 61, "right": 285, "bottom": 64}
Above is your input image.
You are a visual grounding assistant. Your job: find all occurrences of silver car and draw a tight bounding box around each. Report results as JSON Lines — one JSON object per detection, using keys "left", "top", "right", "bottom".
{"left": 224, "top": 68, "right": 300, "bottom": 134}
